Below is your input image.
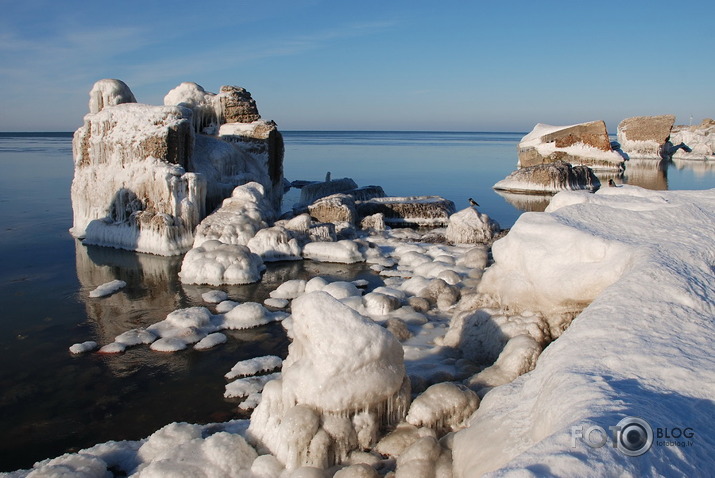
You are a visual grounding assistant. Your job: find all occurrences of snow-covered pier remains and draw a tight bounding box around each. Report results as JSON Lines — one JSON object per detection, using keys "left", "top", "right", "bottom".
{"left": 518, "top": 121, "right": 624, "bottom": 172}
{"left": 70, "top": 79, "right": 284, "bottom": 256}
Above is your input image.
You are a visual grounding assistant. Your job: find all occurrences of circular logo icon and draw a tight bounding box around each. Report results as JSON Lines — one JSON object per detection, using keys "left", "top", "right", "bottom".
{"left": 616, "top": 416, "right": 653, "bottom": 456}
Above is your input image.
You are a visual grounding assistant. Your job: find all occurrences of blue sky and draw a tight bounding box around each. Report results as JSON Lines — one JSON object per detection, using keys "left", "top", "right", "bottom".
{"left": 1, "top": 0, "right": 713, "bottom": 132}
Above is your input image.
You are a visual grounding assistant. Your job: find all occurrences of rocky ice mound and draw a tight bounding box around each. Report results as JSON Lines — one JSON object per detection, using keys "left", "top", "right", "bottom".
{"left": 248, "top": 291, "right": 410, "bottom": 470}
{"left": 452, "top": 186, "right": 715, "bottom": 476}
{"left": 445, "top": 207, "right": 500, "bottom": 244}
{"left": 179, "top": 240, "right": 265, "bottom": 286}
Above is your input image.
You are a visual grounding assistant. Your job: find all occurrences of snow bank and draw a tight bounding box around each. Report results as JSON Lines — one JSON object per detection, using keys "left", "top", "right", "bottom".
{"left": 248, "top": 291, "right": 410, "bottom": 470}
{"left": 453, "top": 187, "right": 715, "bottom": 476}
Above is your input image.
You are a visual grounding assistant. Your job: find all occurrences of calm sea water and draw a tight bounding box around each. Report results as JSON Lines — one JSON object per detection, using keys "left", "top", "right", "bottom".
{"left": 0, "top": 131, "right": 713, "bottom": 471}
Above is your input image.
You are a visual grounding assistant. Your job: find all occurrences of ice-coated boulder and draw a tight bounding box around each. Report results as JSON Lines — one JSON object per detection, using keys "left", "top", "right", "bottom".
{"left": 616, "top": 114, "right": 675, "bottom": 158}
{"left": 446, "top": 207, "right": 500, "bottom": 244}
{"left": 493, "top": 159, "right": 600, "bottom": 193}
{"left": 219, "top": 120, "right": 285, "bottom": 210}
{"left": 356, "top": 196, "right": 456, "bottom": 227}
{"left": 247, "top": 226, "right": 302, "bottom": 262}
{"left": 247, "top": 291, "right": 410, "bottom": 470}
{"left": 299, "top": 178, "right": 359, "bottom": 206}
{"left": 218, "top": 85, "right": 261, "bottom": 124}
{"left": 192, "top": 182, "right": 271, "bottom": 248}
{"left": 308, "top": 194, "right": 358, "bottom": 224}
{"left": 518, "top": 121, "right": 624, "bottom": 171}
{"left": 179, "top": 240, "right": 265, "bottom": 285}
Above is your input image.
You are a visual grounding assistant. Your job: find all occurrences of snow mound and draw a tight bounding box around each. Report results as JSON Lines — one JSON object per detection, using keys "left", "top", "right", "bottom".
{"left": 69, "top": 341, "right": 98, "bottom": 354}
{"left": 453, "top": 187, "right": 715, "bottom": 476}
{"left": 89, "top": 279, "right": 127, "bottom": 298}
{"left": 406, "top": 382, "right": 480, "bottom": 435}
{"left": 179, "top": 240, "right": 265, "bottom": 285}
{"left": 247, "top": 226, "right": 302, "bottom": 262}
{"left": 248, "top": 291, "right": 410, "bottom": 470}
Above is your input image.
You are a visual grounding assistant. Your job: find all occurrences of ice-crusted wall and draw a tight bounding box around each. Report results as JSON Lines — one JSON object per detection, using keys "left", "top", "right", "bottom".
{"left": 70, "top": 79, "right": 284, "bottom": 256}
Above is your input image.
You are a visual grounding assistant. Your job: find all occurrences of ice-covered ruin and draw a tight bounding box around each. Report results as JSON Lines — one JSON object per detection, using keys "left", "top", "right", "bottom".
{"left": 70, "top": 79, "right": 284, "bottom": 256}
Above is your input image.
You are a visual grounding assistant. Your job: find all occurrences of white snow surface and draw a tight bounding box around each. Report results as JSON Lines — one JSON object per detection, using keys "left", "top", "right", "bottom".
{"left": 225, "top": 355, "right": 283, "bottom": 380}
{"left": 453, "top": 187, "right": 715, "bottom": 476}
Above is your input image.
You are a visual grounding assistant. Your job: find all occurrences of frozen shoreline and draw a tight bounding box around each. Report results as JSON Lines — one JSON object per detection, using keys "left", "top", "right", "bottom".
{"left": 8, "top": 186, "right": 714, "bottom": 477}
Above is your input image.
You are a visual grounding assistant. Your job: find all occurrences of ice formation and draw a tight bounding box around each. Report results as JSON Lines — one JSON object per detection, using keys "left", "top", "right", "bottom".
{"left": 88, "top": 279, "right": 127, "bottom": 298}
{"left": 355, "top": 196, "right": 456, "bottom": 227}
{"left": 493, "top": 159, "right": 601, "bottom": 193}
{"left": 405, "top": 382, "right": 480, "bottom": 435}
{"left": 302, "top": 240, "right": 365, "bottom": 264}
{"left": 247, "top": 226, "right": 302, "bottom": 262}
{"left": 225, "top": 355, "right": 283, "bottom": 380}
{"left": 69, "top": 340, "right": 98, "bottom": 354}
{"left": 247, "top": 291, "right": 411, "bottom": 470}
{"left": 88, "top": 78, "right": 136, "bottom": 114}
{"left": 70, "top": 79, "right": 284, "bottom": 256}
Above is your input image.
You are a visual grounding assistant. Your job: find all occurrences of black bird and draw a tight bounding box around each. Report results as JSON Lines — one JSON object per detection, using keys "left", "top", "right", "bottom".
{"left": 608, "top": 179, "right": 617, "bottom": 187}
{"left": 468, "top": 197, "right": 480, "bottom": 207}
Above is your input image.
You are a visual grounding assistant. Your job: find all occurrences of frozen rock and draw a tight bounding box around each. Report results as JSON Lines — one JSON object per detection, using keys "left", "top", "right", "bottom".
{"left": 616, "top": 114, "right": 675, "bottom": 158}
{"left": 270, "top": 279, "right": 307, "bottom": 299}
{"left": 518, "top": 122, "right": 624, "bottom": 171}
{"left": 201, "top": 290, "right": 228, "bottom": 303}
{"left": 115, "top": 328, "right": 157, "bottom": 346}
{"left": 334, "top": 464, "right": 380, "bottom": 478}
{"left": 360, "top": 213, "right": 386, "bottom": 231}
{"left": 247, "top": 226, "right": 302, "bottom": 262}
{"left": 406, "top": 382, "right": 480, "bottom": 435}
{"left": 193, "top": 332, "right": 227, "bottom": 350}
{"left": 247, "top": 291, "right": 410, "bottom": 470}
{"left": 308, "top": 223, "right": 337, "bottom": 242}
{"left": 299, "top": 178, "right": 358, "bottom": 206}
{"left": 493, "top": 160, "right": 600, "bottom": 194}
{"left": 219, "top": 120, "right": 285, "bottom": 210}
{"left": 164, "top": 81, "right": 221, "bottom": 133}
{"left": 284, "top": 213, "right": 313, "bottom": 234}
{"left": 394, "top": 436, "right": 443, "bottom": 478}
{"left": 265, "top": 297, "right": 289, "bottom": 309}
{"left": 221, "top": 302, "right": 282, "bottom": 330}
{"left": 69, "top": 340, "right": 98, "bottom": 354}
{"left": 464, "top": 334, "right": 541, "bottom": 395}
{"left": 303, "top": 240, "right": 365, "bottom": 264}
{"left": 225, "top": 355, "right": 283, "bottom": 380}
{"left": 89, "top": 78, "right": 136, "bottom": 114}
{"left": 179, "top": 240, "right": 265, "bottom": 285}
{"left": 445, "top": 207, "right": 500, "bottom": 244}
{"left": 218, "top": 85, "right": 261, "bottom": 124}
{"left": 321, "top": 281, "right": 362, "bottom": 300}
{"left": 308, "top": 194, "right": 357, "bottom": 224}
{"left": 356, "top": 196, "right": 456, "bottom": 227}
{"left": 89, "top": 279, "right": 127, "bottom": 298}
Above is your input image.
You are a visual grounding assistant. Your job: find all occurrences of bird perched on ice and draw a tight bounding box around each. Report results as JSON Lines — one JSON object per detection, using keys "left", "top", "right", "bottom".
{"left": 608, "top": 179, "right": 617, "bottom": 187}
{"left": 468, "top": 197, "right": 480, "bottom": 207}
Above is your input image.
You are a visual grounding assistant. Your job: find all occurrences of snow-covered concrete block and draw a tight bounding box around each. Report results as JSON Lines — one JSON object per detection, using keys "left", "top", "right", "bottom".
{"left": 518, "top": 121, "right": 624, "bottom": 171}
{"left": 356, "top": 196, "right": 456, "bottom": 227}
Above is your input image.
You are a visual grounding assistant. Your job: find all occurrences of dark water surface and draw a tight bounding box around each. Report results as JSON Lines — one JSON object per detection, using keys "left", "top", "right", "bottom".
{"left": 0, "top": 131, "right": 713, "bottom": 471}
